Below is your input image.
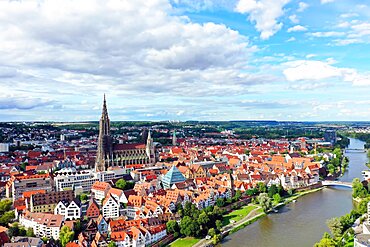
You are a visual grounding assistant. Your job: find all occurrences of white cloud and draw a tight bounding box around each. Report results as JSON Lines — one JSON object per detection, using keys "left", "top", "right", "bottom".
{"left": 286, "top": 37, "right": 296, "bottom": 42}
{"left": 283, "top": 60, "right": 370, "bottom": 86}
{"left": 311, "top": 31, "right": 345, "bottom": 37}
{"left": 0, "top": 0, "right": 266, "bottom": 100}
{"left": 305, "top": 54, "right": 316, "bottom": 58}
{"left": 287, "top": 25, "right": 307, "bottom": 32}
{"left": 320, "top": 0, "right": 334, "bottom": 4}
{"left": 289, "top": 14, "right": 299, "bottom": 24}
{"left": 235, "top": 0, "right": 291, "bottom": 39}
{"left": 297, "top": 2, "right": 309, "bottom": 12}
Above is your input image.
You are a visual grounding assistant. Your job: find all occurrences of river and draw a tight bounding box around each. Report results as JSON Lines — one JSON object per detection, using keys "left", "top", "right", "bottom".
{"left": 222, "top": 138, "right": 368, "bottom": 247}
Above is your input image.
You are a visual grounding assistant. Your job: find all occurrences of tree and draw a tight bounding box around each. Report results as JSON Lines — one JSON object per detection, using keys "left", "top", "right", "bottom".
{"left": 108, "top": 242, "right": 117, "bottom": 247}
{"left": 198, "top": 212, "right": 210, "bottom": 233}
{"left": 60, "top": 226, "right": 74, "bottom": 247}
{"left": 8, "top": 225, "right": 19, "bottom": 238}
{"left": 257, "top": 182, "right": 267, "bottom": 193}
{"left": 166, "top": 220, "right": 179, "bottom": 234}
{"left": 0, "top": 199, "right": 12, "bottom": 212}
{"left": 352, "top": 178, "right": 368, "bottom": 198}
{"left": 180, "top": 216, "right": 199, "bottom": 237}
{"left": 273, "top": 194, "right": 282, "bottom": 204}
{"left": 212, "top": 234, "right": 222, "bottom": 245}
{"left": 257, "top": 193, "right": 272, "bottom": 212}
{"left": 288, "top": 189, "right": 294, "bottom": 196}
{"left": 246, "top": 188, "right": 257, "bottom": 196}
{"left": 80, "top": 193, "right": 88, "bottom": 201}
{"left": 208, "top": 228, "right": 216, "bottom": 237}
{"left": 215, "top": 220, "right": 222, "bottom": 231}
{"left": 233, "top": 190, "right": 242, "bottom": 202}
{"left": 26, "top": 227, "right": 35, "bottom": 237}
{"left": 115, "top": 179, "right": 127, "bottom": 190}
{"left": 314, "top": 237, "right": 336, "bottom": 247}
{"left": 268, "top": 184, "right": 278, "bottom": 198}
{"left": 327, "top": 217, "right": 343, "bottom": 238}
{"left": 216, "top": 198, "right": 225, "bottom": 207}
{"left": 0, "top": 211, "right": 15, "bottom": 225}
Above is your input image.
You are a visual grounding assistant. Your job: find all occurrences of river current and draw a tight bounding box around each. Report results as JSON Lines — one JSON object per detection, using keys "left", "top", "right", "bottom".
{"left": 222, "top": 138, "right": 368, "bottom": 247}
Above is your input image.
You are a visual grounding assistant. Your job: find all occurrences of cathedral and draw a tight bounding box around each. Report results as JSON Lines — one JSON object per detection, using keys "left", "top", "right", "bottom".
{"left": 95, "top": 95, "right": 155, "bottom": 172}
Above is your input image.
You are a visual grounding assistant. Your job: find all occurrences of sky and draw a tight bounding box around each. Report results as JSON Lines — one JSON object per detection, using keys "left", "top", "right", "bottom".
{"left": 0, "top": 0, "right": 369, "bottom": 122}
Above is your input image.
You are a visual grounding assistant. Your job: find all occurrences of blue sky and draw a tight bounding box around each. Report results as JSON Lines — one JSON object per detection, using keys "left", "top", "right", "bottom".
{"left": 0, "top": 0, "right": 369, "bottom": 121}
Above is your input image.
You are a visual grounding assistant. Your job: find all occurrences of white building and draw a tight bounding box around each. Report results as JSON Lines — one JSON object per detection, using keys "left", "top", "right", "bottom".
{"left": 19, "top": 212, "right": 64, "bottom": 240}
{"left": 0, "top": 143, "right": 9, "bottom": 153}
{"left": 91, "top": 181, "right": 112, "bottom": 203}
{"left": 102, "top": 195, "right": 119, "bottom": 219}
{"left": 54, "top": 169, "right": 128, "bottom": 193}
{"left": 54, "top": 170, "right": 99, "bottom": 193}
{"left": 54, "top": 200, "right": 81, "bottom": 220}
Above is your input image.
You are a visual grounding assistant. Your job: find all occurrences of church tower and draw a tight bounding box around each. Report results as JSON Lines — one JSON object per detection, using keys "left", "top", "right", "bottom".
{"left": 146, "top": 130, "right": 155, "bottom": 164}
{"left": 95, "top": 95, "right": 113, "bottom": 172}
{"left": 172, "top": 130, "right": 177, "bottom": 146}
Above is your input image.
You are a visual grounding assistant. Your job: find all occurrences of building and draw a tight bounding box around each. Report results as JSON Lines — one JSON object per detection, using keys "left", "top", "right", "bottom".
{"left": 101, "top": 195, "right": 119, "bottom": 219}
{"left": 19, "top": 212, "right": 64, "bottom": 240}
{"left": 94, "top": 96, "right": 156, "bottom": 172}
{"left": 0, "top": 143, "right": 9, "bottom": 153}
{"left": 54, "top": 170, "right": 99, "bottom": 193}
{"left": 91, "top": 181, "right": 112, "bottom": 203}
{"left": 29, "top": 190, "right": 74, "bottom": 213}
{"left": 324, "top": 130, "right": 337, "bottom": 146}
{"left": 54, "top": 200, "right": 81, "bottom": 220}
{"left": 161, "top": 166, "right": 186, "bottom": 189}
{"left": 6, "top": 174, "right": 53, "bottom": 201}
{"left": 12, "top": 237, "right": 43, "bottom": 247}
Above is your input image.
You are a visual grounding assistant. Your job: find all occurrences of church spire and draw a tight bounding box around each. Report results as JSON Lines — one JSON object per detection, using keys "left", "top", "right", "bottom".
{"left": 95, "top": 94, "right": 112, "bottom": 172}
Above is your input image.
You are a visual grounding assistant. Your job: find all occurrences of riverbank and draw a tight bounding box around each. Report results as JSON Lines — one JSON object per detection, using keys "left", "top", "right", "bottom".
{"left": 192, "top": 186, "right": 325, "bottom": 247}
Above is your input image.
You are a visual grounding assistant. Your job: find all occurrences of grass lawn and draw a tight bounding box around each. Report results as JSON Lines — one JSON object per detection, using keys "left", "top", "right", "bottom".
{"left": 168, "top": 237, "right": 200, "bottom": 247}
{"left": 222, "top": 205, "right": 257, "bottom": 226}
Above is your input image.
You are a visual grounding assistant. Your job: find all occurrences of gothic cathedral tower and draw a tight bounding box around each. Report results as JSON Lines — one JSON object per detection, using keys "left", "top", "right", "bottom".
{"left": 95, "top": 95, "right": 113, "bottom": 172}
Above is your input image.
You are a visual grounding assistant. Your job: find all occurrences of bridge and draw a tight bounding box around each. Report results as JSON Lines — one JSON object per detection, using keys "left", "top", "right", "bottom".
{"left": 345, "top": 148, "right": 367, "bottom": 153}
{"left": 322, "top": 180, "right": 352, "bottom": 188}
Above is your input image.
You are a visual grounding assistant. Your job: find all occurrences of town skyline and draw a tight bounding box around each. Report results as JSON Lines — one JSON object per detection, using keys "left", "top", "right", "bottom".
{"left": 1, "top": 0, "right": 369, "bottom": 121}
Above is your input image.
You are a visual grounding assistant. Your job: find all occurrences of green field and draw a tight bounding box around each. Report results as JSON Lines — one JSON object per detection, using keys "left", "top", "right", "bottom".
{"left": 222, "top": 205, "right": 257, "bottom": 226}
{"left": 167, "top": 237, "right": 200, "bottom": 247}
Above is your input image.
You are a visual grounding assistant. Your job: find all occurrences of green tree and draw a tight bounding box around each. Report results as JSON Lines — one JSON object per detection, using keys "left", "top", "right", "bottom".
{"left": 273, "top": 193, "right": 282, "bottom": 204}
{"left": 352, "top": 178, "right": 368, "bottom": 198}
{"left": 0, "top": 199, "right": 12, "bottom": 212}
{"left": 108, "top": 241, "right": 117, "bottom": 247}
{"left": 216, "top": 198, "right": 225, "bottom": 207}
{"left": 180, "top": 216, "right": 199, "bottom": 237}
{"left": 166, "top": 220, "right": 179, "bottom": 234}
{"left": 257, "top": 182, "right": 267, "bottom": 193}
{"left": 212, "top": 234, "right": 222, "bottom": 245}
{"left": 8, "top": 225, "right": 19, "bottom": 238}
{"left": 80, "top": 193, "right": 88, "bottom": 201}
{"left": 257, "top": 193, "right": 272, "bottom": 212}
{"left": 246, "top": 188, "right": 258, "bottom": 196}
{"left": 327, "top": 217, "right": 343, "bottom": 238}
{"left": 26, "top": 228, "right": 35, "bottom": 237}
{"left": 215, "top": 220, "right": 223, "bottom": 231}
{"left": 268, "top": 184, "right": 278, "bottom": 198}
{"left": 233, "top": 190, "right": 242, "bottom": 202}
{"left": 60, "top": 226, "right": 74, "bottom": 247}
{"left": 208, "top": 228, "right": 216, "bottom": 237}
{"left": 115, "top": 179, "right": 127, "bottom": 190}
{"left": 0, "top": 211, "right": 15, "bottom": 225}
{"left": 314, "top": 237, "right": 336, "bottom": 247}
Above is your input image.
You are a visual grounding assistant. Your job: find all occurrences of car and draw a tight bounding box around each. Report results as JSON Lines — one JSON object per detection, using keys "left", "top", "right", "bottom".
{"left": 205, "top": 235, "right": 211, "bottom": 240}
